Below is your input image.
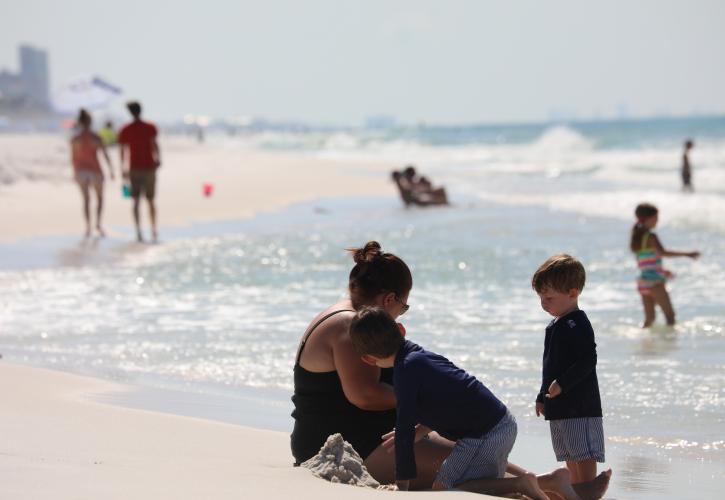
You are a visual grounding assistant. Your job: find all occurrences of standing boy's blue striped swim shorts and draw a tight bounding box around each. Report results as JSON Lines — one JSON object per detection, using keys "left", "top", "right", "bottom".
{"left": 549, "top": 417, "right": 605, "bottom": 462}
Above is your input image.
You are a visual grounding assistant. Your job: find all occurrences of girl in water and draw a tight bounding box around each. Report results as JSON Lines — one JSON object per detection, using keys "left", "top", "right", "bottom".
{"left": 631, "top": 203, "right": 700, "bottom": 327}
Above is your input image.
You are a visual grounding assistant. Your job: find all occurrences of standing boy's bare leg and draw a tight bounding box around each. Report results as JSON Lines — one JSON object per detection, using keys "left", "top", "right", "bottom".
{"left": 566, "top": 461, "right": 581, "bottom": 484}
{"left": 569, "top": 459, "right": 597, "bottom": 484}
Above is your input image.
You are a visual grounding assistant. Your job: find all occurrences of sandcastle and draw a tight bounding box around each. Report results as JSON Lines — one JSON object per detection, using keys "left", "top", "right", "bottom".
{"left": 300, "top": 433, "right": 381, "bottom": 488}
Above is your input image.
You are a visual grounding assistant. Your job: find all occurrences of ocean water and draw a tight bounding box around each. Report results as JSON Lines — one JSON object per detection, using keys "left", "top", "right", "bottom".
{"left": 1, "top": 118, "right": 724, "bottom": 498}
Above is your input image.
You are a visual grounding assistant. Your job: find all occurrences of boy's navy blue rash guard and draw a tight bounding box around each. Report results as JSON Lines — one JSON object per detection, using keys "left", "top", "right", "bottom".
{"left": 393, "top": 340, "right": 507, "bottom": 481}
{"left": 536, "top": 309, "right": 602, "bottom": 420}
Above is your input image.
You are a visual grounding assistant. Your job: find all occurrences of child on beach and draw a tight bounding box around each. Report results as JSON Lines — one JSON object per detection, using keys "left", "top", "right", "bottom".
{"left": 532, "top": 255, "right": 605, "bottom": 486}
{"left": 349, "top": 306, "right": 583, "bottom": 500}
{"left": 631, "top": 203, "right": 700, "bottom": 327}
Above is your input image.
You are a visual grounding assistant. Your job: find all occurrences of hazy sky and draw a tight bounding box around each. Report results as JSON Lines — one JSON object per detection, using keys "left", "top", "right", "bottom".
{"left": 1, "top": 0, "right": 724, "bottom": 124}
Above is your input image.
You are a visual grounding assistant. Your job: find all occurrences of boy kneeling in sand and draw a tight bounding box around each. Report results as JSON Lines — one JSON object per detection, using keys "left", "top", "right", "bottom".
{"left": 349, "top": 307, "right": 582, "bottom": 499}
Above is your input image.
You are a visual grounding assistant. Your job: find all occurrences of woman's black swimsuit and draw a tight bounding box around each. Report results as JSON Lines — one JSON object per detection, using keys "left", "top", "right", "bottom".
{"left": 290, "top": 309, "right": 396, "bottom": 465}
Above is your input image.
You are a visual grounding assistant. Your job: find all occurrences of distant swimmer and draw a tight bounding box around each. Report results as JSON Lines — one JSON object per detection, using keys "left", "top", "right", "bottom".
{"left": 70, "top": 109, "right": 115, "bottom": 237}
{"left": 118, "top": 101, "right": 161, "bottom": 243}
{"left": 681, "top": 139, "right": 694, "bottom": 192}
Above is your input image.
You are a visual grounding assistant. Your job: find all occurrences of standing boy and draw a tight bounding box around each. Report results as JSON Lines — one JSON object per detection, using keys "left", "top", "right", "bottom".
{"left": 532, "top": 254, "right": 605, "bottom": 486}
{"left": 350, "top": 307, "right": 581, "bottom": 500}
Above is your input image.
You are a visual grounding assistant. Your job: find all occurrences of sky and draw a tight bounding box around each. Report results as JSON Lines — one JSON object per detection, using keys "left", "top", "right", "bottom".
{"left": 1, "top": 0, "right": 724, "bottom": 125}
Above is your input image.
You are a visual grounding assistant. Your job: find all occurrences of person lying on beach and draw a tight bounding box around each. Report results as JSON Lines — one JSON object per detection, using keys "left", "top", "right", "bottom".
{"left": 70, "top": 108, "right": 114, "bottom": 237}
{"left": 350, "top": 306, "right": 587, "bottom": 499}
{"left": 391, "top": 165, "right": 448, "bottom": 207}
{"left": 415, "top": 175, "right": 449, "bottom": 205}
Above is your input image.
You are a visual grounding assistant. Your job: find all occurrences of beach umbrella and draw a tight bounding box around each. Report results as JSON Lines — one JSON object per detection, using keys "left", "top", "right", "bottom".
{"left": 52, "top": 75, "right": 122, "bottom": 114}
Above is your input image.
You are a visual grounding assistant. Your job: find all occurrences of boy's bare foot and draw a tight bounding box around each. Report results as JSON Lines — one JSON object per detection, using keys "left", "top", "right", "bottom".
{"left": 537, "top": 468, "right": 581, "bottom": 500}
{"left": 84, "top": 227, "right": 91, "bottom": 238}
{"left": 515, "top": 473, "right": 550, "bottom": 500}
{"left": 96, "top": 226, "right": 106, "bottom": 237}
{"left": 572, "top": 469, "right": 611, "bottom": 500}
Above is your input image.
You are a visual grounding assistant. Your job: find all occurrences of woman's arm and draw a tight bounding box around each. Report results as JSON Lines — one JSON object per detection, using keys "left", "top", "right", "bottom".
{"left": 651, "top": 234, "right": 699, "bottom": 258}
{"left": 333, "top": 331, "right": 395, "bottom": 411}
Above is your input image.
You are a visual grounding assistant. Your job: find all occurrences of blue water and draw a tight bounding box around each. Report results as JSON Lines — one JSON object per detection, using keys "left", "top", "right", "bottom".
{"left": 1, "top": 117, "right": 724, "bottom": 498}
{"left": 239, "top": 116, "right": 725, "bottom": 151}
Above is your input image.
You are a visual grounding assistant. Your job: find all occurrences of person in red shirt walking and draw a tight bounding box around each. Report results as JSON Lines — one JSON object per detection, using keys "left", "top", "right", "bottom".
{"left": 118, "top": 101, "right": 161, "bottom": 242}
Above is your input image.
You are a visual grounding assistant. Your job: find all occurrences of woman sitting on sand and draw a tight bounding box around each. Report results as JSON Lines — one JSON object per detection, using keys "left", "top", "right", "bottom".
{"left": 291, "top": 241, "right": 610, "bottom": 498}
{"left": 70, "top": 109, "right": 114, "bottom": 237}
{"left": 291, "top": 241, "right": 451, "bottom": 489}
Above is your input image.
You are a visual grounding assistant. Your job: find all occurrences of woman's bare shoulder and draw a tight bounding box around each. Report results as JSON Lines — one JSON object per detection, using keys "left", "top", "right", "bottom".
{"left": 299, "top": 302, "right": 352, "bottom": 343}
{"left": 307, "top": 304, "right": 354, "bottom": 339}
{"left": 297, "top": 303, "right": 354, "bottom": 370}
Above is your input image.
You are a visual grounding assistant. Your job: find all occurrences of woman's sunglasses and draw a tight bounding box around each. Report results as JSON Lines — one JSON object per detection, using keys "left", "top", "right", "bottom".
{"left": 394, "top": 295, "right": 410, "bottom": 315}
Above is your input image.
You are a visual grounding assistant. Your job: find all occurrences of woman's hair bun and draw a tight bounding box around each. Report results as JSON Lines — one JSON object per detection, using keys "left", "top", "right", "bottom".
{"left": 350, "top": 241, "right": 382, "bottom": 264}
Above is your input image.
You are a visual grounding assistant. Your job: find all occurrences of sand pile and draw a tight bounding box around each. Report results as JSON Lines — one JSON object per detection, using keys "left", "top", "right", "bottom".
{"left": 300, "top": 433, "right": 380, "bottom": 488}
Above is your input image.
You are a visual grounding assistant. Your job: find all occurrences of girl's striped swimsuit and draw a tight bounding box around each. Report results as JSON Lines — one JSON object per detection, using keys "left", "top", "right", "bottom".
{"left": 636, "top": 232, "right": 666, "bottom": 293}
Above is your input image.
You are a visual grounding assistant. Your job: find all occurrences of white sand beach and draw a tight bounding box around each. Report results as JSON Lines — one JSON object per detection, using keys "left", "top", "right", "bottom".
{"left": 0, "top": 362, "right": 484, "bottom": 499}
{"left": 0, "top": 133, "right": 397, "bottom": 242}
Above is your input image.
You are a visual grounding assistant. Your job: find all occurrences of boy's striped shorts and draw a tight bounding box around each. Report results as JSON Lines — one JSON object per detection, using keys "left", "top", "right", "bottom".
{"left": 436, "top": 410, "right": 517, "bottom": 488}
{"left": 549, "top": 417, "right": 605, "bottom": 462}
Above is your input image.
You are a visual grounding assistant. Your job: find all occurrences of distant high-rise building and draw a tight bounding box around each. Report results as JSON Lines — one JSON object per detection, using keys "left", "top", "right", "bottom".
{"left": 0, "top": 44, "right": 50, "bottom": 113}
{"left": 19, "top": 45, "right": 49, "bottom": 106}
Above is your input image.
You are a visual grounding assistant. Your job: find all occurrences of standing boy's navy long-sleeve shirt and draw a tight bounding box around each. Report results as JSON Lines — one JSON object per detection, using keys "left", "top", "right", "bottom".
{"left": 393, "top": 340, "right": 507, "bottom": 481}
{"left": 536, "top": 309, "right": 602, "bottom": 420}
